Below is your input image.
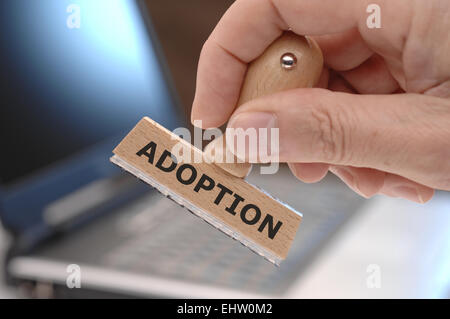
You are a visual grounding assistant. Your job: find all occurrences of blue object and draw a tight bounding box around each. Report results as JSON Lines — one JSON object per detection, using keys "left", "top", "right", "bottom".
{"left": 0, "top": 0, "right": 183, "bottom": 238}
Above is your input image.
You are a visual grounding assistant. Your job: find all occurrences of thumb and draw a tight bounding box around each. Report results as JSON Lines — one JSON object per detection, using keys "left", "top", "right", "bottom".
{"left": 226, "top": 88, "right": 450, "bottom": 191}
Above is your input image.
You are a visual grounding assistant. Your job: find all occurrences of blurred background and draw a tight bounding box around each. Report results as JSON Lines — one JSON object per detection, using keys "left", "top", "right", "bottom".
{"left": 0, "top": 0, "right": 449, "bottom": 299}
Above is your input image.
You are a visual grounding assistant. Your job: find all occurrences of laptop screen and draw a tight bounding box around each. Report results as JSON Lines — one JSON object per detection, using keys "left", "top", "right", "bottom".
{"left": 0, "top": 0, "right": 182, "bottom": 187}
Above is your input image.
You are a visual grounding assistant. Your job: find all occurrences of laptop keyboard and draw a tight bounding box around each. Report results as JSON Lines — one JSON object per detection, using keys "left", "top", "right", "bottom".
{"left": 102, "top": 166, "right": 366, "bottom": 295}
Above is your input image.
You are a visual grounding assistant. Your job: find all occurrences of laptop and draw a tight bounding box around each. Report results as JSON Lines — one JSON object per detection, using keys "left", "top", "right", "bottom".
{"left": 0, "top": 0, "right": 366, "bottom": 298}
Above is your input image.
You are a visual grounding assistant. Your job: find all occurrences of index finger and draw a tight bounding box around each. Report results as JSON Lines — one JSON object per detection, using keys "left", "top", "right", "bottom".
{"left": 191, "top": 0, "right": 365, "bottom": 128}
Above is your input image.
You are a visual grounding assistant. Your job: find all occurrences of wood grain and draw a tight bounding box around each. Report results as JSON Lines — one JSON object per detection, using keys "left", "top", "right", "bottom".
{"left": 205, "top": 32, "right": 324, "bottom": 178}
{"left": 113, "top": 117, "right": 302, "bottom": 261}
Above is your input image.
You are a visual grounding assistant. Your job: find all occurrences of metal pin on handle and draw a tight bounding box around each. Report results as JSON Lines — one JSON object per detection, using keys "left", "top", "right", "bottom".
{"left": 281, "top": 53, "right": 297, "bottom": 70}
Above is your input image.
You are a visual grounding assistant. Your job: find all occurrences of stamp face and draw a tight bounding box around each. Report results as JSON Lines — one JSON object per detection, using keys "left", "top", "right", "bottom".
{"left": 113, "top": 117, "right": 302, "bottom": 261}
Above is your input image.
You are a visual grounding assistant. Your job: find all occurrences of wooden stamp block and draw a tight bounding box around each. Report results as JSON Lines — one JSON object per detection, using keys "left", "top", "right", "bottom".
{"left": 111, "top": 32, "right": 323, "bottom": 264}
{"left": 112, "top": 117, "right": 302, "bottom": 265}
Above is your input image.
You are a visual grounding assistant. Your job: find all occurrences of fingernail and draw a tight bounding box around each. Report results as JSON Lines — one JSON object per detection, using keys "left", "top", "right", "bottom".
{"left": 227, "top": 112, "right": 278, "bottom": 161}
{"left": 228, "top": 112, "right": 277, "bottom": 131}
{"left": 390, "top": 186, "right": 424, "bottom": 203}
{"left": 333, "top": 167, "right": 371, "bottom": 198}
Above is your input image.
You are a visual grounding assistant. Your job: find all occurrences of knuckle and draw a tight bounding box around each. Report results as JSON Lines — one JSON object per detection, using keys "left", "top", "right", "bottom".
{"left": 416, "top": 98, "right": 450, "bottom": 190}
{"left": 432, "top": 126, "right": 450, "bottom": 190}
{"left": 306, "top": 95, "right": 354, "bottom": 163}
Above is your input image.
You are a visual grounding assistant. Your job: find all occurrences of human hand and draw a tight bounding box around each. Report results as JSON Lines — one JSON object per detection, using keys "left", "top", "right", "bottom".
{"left": 191, "top": 0, "right": 450, "bottom": 203}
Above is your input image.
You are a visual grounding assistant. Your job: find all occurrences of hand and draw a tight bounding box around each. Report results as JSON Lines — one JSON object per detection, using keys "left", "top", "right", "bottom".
{"left": 191, "top": 0, "right": 450, "bottom": 203}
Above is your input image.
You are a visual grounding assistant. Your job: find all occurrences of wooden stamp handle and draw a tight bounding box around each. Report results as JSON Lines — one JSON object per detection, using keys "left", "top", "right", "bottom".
{"left": 205, "top": 31, "right": 324, "bottom": 178}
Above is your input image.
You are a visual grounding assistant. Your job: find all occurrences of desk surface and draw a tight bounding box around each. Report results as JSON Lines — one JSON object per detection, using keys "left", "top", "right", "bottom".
{"left": 2, "top": 193, "right": 450, "bottom": 298}
{"left": 286, "top": 192, "right": 450, "bottom": 298}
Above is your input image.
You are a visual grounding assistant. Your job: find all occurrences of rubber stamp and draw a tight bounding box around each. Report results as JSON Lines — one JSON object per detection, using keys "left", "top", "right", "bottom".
{"left": 111, "top": 32, "right": 323, "bottom": 265}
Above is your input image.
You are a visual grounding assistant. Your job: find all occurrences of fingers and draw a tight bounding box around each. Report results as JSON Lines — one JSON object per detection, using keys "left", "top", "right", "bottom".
{"left": 340, "top": 54, "right": 400, "bottom": 94}
{"left": 192, "top": 0, "right": 376, "bottom": 128}
{"left": 326, "top": 55, "right": 400, "bottom": 95}
{"left": 379, "top": 173, "right": 435, "bottom": 203}
{"left": 289, "top": 162, "right": 434, "bottom": 203}
{"left": 329, "top": 166, "right": 434, "bottom": 203}
{"left": 313, "top": 28, "right": 373, "bottom": 71}
{"left": 288, "top": 163, "right": 330, "bottom": 183}
{"left": 191, "top": 0, "right": 286, "bottom": 128}
{"left": 329, "top": 166, "right": 385, "bottom": 198}
{"left": 327, "top": 72, "right": 356, "bottom": 93}
{"left": 226, "top": 88, "right": 450, "bottom": 191}
{"left": 316, "top": 67, "right": 330, "bottom": 89}
{"left": 191, "top": 42, "right": 247, "bottom": 128}
{"left": 288, "top": 160, "right": 435, "bottom": 203}
{"left": 288, "top": 162, "right": 434, "bottom": 202}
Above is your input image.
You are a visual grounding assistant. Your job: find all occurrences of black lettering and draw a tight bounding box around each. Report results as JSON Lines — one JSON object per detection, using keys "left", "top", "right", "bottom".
{"left": 194, "top": 174, "right": 215, "bottom": 192}
{"left": 225, "top": 194, "right": 244, "bottom": 216}
{"left": 136, "top": 142, "right": 156, "bottom": 164}
{"left": 176, "top": 164, "right": 197, "bottom": 185}
{"left": 214, "top": 183, "right": 233, "bottom": 205}
{"left": 156, "top": 150, "right": 177, "bottom": 172}
{"left": 240, "top": 204, "right": 261, "bottom": 225}
{"left": 258, "top": 215, "right": 282, "bottom": 239}
{"left": 137, "top": 142, "right": 283, "bottom": 240}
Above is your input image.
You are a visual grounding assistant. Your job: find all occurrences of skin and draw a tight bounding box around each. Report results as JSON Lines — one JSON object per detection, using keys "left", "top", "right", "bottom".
{"left": 191, "top": 0, "right": 450, "bottom": 203}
